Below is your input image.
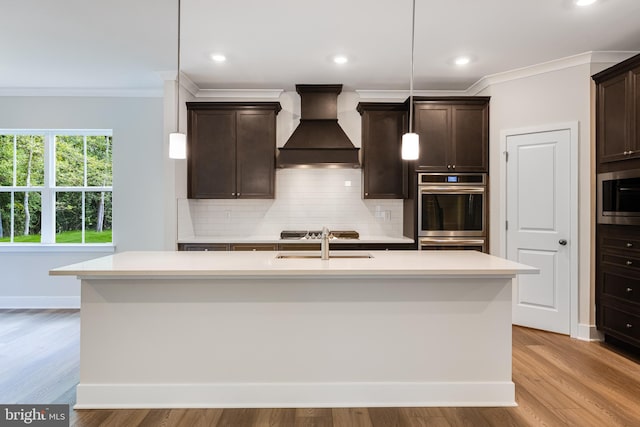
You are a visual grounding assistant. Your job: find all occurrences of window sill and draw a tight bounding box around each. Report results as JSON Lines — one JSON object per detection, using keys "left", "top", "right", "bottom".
{"left": 0, "top": 244, "right": 116, "bottom": 253}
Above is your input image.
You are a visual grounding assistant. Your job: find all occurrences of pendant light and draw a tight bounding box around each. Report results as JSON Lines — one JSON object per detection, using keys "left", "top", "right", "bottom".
{"left": 401, "top": 0, "right": 419, "bottom": 160}
{"left": 169, "top": 0, "right": 186, "bottom": 159}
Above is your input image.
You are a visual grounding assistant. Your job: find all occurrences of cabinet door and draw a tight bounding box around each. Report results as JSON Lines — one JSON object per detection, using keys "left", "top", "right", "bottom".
{"left": 451, "top": 104, "right": 488, "bottom": 172}
{"left": 230, "top": 243, "right": 278, "bottom": 251}
{"left": 188, "top": 110, "right": 236, "bottom": 198}
{"left": 631, "top": 66, "right": 640, "bottom": 158}
{"left": 236, "top": 110, "right": 276, "bottom": 198}
{"left": 178, "top": 243, "right": 229, "bottom": 251}
{"left": 414, "top": 105, "right": 450, "bottom": 171}
{"left": 598, "top": 73, "right": 629, "bottom": 164}
{"left": 362, "top": 109, "right": 407, "bottom": 198}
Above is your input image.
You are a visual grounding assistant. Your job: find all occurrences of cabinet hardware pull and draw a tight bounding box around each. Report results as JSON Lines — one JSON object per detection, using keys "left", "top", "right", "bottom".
{"left": 626, "top": 260, "right": 633, "bottom": 266}
{"left": 365, "top": 193, "right": 368, "bottom": 196}
{"left": 231, "top": 192, "right": 235, "bottom": 196}
{"left": 627, "top": 287, "right": 633, "bottom": 293}
{"left": 447, "top": 165, "right": 451, "bottom": 169}
{"left": 627, "top": 242, "right": 634, "bottom": 248}
{"left": 452, "top": 165, "right": 456, "bottom": 169}
{"left": 626, "top": 323, "right": 633, "bottom": 328}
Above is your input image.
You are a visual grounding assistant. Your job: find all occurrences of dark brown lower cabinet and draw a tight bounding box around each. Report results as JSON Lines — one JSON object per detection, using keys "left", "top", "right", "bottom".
{"left": 178, "top": 242, "right": 415, "bottom": 251}
{"left": 597, "top": 225, "right": 640, "bottom": 352}
{"left": 230, "top": 244, "right": 278, "bottom": 251}
{"left": 179, "top": 243, "right": 229, "bottom": 251}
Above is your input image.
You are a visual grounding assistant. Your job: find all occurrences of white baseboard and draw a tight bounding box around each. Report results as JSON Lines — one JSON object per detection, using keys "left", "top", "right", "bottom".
{"left": 576, "top": 323, "right": 603, "bottom": 341}
{"left": 0, "top": 296, "right": 80, "bottom": 309}
{"left": 75, "top": 381, "right": 517, "bottom": 409}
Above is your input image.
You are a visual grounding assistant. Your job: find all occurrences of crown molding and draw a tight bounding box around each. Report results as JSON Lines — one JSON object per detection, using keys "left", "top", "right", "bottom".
{"left": 466, "top": 51, "right": 639, "bottom": 95}
{"left": 158, "top": 71, "right": 199, "bottom": 97}
{"left": 179, "top": 73, "right": 199, "bottom": 97}
{"left": 0, "top": 87, "right": 163, "bottom": 97}
{"left": 5, "top": 52, "right": 637, "bottom": 100}
{"left": 356, "top": 89, "right": 469, "bottom": 101}
{"left": 195, "top": 88, "right": 284, "bottom": 100}
{"left": 589, "top": 50, "right": 639, "bottom": 64}
{"left": 355, "top": 90, "right": 407, "bottom": 101}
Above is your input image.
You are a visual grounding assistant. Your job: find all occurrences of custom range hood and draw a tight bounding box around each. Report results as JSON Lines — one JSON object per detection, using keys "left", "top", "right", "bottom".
{"left": 277, "top": 84, "right": 360, "bottom": 168}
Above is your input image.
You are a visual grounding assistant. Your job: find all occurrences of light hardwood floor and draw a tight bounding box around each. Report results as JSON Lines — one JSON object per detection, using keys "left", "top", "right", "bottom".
{"left": 1, "top": 309, "right": 639, "bottom": 426}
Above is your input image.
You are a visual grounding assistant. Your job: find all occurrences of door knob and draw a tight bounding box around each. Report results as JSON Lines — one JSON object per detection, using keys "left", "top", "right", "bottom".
{"left": 559, "top": 239, "right": 567, "bottom": 246}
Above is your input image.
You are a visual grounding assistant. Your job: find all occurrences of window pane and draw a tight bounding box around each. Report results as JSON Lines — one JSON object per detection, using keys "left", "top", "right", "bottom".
{"left": 56, "top": 191, "right": 82, "bottom": 243}
{"left": 0, "top": 135, "right": 14, "bottom": 186}
{"left": 15, "top": 135, "right": 45, "bottom": 187}
{"left": 87, "top": 136, "right": 112, "bottom": 186}
{"left": 56, "top": 136, "right": 84, "bottom": 186}
{"left": 85, "top": 191, "right": 112, "bottom": 243}
{"left": 13, "top": 191, "right": 41, "bottom": 243}
{"left": 0, "top": 192, "right": 11, "bottom": 241}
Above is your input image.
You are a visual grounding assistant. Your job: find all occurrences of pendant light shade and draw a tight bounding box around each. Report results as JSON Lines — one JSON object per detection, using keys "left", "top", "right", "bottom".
{"left": 401, "top": 0, "right": 419, "bottom": 160}
{"left": 401, "top": 132, "right": 419, "bottom": 160}
{"left": 169, "top": 132, "right": 186, "bottom": 159}
{"left": 169, "top": 0, "right": 186, "bottom": 160}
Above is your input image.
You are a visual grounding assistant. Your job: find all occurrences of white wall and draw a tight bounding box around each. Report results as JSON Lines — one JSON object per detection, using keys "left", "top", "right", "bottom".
{"left": 0, "top": 96, "right": 165, "bottom": 307}
{"left": 478, "top": 64, "right": 596, "bottom": 330}
{"left": 179, "top": 169, "right": 404, "bottom": 238}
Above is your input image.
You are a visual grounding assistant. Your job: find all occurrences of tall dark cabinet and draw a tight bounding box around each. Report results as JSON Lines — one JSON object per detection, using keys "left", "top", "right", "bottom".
{"left": 593, "top": 53, "right": 640, "bottom": 353}
{"left": 187, "top": 102, "right": 281, "bottom": 199}
{"left": 594, "top": 55, "right": 640, "bottom": 170}
{"left": 412, "top": 97, "right": 489, "bottom": 173}
{"left": 357, "top": 102, "right": 407, "bottom": 199}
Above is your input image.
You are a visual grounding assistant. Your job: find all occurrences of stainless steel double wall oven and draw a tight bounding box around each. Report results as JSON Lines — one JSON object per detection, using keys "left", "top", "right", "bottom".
{"left": 417, "top": 173, "right": 487, "bottom": 252}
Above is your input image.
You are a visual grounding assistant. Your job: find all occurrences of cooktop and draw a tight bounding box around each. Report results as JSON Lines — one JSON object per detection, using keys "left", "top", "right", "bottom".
{"left": 280, "top": 230, "right": 359, "bottom": 240}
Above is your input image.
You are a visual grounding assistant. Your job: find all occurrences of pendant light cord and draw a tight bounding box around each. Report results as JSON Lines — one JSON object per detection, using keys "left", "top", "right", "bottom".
{"left": 409, "top": 0, "right": 416, "bottom": 134}
{"left": 176, "top": 0, "right": 181, "bottom": 133}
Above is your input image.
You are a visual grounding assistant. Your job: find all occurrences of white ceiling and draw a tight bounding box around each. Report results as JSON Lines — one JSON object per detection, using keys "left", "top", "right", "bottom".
{"left": 2, "top": 0, "right": 640, "bottom": 92}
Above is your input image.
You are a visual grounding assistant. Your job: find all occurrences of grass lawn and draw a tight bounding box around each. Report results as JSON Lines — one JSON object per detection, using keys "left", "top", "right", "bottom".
{"left": 0, "top": 230, "right": 112, "bottom": 243}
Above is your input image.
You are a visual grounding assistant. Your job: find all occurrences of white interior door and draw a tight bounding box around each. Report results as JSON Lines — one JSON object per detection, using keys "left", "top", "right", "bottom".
{"left": 506, "top": 129, "right": 571, "bottom": 335}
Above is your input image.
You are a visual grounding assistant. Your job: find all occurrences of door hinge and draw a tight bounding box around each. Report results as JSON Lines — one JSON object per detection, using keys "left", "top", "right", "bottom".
{"left": 504, "top": 151, "right": 509, "bottom": 162}
{"left": 505, "top": 220, "right": 509, "bottom": 230}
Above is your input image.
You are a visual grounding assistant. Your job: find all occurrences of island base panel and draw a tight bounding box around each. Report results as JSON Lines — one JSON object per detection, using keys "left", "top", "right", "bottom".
{"left": 76, "top": 277, "right": 514, "bottom": 408}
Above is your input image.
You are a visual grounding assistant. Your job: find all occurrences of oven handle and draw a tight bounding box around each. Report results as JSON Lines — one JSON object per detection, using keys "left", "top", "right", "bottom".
{"left": 419, "top": 186, "right": 485, "bottom": 193}
{"left": 420, "top": 238, "right": 486, "bottom": 245}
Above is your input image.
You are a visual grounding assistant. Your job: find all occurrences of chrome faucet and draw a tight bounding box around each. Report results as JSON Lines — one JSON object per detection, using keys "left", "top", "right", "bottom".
{"left": 321, "top": 226, "right": 330, "bottom": 260}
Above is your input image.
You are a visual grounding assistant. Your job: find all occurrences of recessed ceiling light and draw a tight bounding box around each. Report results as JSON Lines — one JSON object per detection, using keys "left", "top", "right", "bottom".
{"left": 575, "top": 0, "right": 597, "bottom": 6}
{"left": 333, "top": 55, "right": 348, "bottom": 65}
{"left": 211, "top": 54, "right": 226, "bottom": 63}
{"left": 454, "top": 56, "right": 471, "bottom": 66}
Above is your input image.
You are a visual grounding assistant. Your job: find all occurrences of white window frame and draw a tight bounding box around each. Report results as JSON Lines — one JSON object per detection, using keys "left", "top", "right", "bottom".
{"left": 0, "top": 129, "right": 113, "bottom": 249}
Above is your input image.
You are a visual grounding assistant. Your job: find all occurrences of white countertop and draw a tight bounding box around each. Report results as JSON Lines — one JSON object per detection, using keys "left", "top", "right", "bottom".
{"left": 177, "top": 235, "right": 414, "bottom": 244}
{"left": 50, "top": 250, "right": 537, "bottom": 278}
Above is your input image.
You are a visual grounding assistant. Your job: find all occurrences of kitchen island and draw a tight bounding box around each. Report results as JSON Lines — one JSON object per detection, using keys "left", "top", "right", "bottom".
{"left": 50, "top": 250, "right": 536, "bottom": 409}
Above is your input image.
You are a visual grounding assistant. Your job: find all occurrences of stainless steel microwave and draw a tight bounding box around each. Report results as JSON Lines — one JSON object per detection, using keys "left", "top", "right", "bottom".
{"left": 597, "top": 169, "right": 640, "bottom": 225}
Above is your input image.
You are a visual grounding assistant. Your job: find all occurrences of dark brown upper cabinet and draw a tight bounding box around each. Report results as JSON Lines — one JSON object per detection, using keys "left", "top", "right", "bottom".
{"left": 187, "top": 102, "right": 281, "bottom": 199}
{"left": 412, "top": 97, "right": 489, "bottom": 173}
{"left": 593, "top": 53, "right": 640, "bottom": 172}
{"left": 357, "top": 102, "right": 407, "bottom": 199}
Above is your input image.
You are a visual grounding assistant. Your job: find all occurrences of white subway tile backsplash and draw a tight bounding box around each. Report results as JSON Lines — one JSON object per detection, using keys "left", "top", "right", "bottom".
{"left": 178, "top": 169, "right": 404, "bottom": 239}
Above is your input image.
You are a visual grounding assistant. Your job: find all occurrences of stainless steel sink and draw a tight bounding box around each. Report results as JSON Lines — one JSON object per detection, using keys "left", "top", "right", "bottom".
{"left": 276, "top": 251, "right": 373, "bottom": 259}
